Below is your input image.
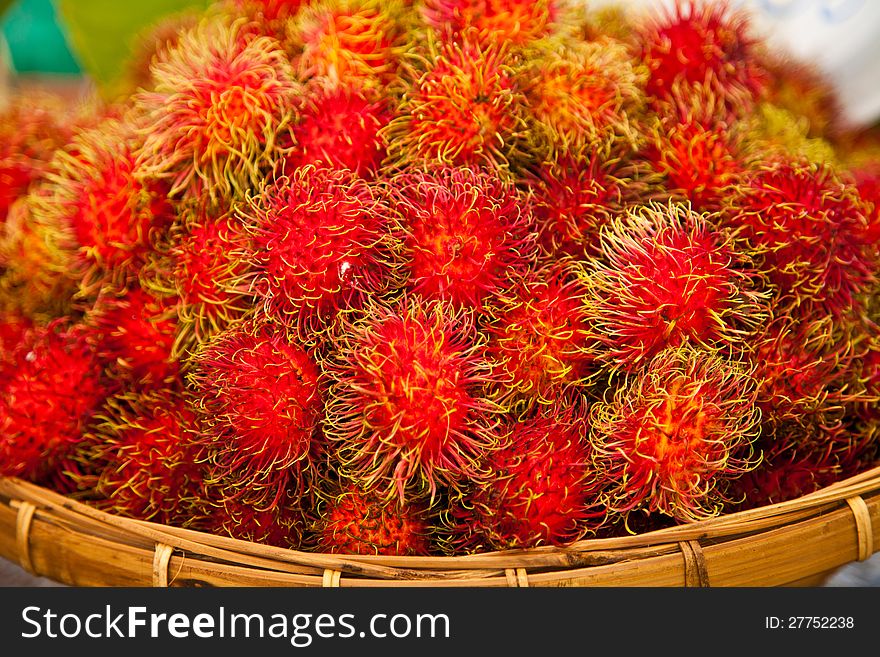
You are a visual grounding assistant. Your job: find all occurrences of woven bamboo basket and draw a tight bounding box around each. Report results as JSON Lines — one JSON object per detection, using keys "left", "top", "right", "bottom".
{"left": 1, "top": 463, "right": 877, "bottom": 587}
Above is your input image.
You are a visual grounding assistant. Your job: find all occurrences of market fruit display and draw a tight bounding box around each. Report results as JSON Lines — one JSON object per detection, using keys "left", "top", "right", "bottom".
{"left": 1, "top": 0, "right": 879, "bottom": 556}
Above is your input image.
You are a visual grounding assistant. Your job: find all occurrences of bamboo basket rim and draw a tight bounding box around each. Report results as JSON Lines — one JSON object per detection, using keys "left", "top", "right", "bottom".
{"left": 1, "top": 463, "right": 879, "bottom": 587}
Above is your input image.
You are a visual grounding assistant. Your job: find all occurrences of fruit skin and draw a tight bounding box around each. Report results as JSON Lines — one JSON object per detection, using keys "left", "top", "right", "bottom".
{"left": 134, "top": 14, "right": 302, "bottom": 201}
{"left": 310, "top": 480, "right": 435, "bottom": 555}
{"left": 237, "top": 164, "right": 402, "bottom": 339}
{"left": 723, "top": 157, "right": 877, "bottom": 320}
{"left": 590, "top": 345, "right": 762, "bottom": 524}
{"left": 582, "top": 200, "right": 768, "bottom": 376}
{"left": 324, "top": 295, "right": 503, "bottom": 503}
{"left": 0, "top": 320, "right": 112, "bottom": 482}
{"left": 388, "top": 164, "right": 536, "bottom": 311}
{"left": 420, "top": 0, "right": 566, "bottom": 47}
{"left": 442, "top": 399, "right": 605, "bottom": 552}
{"left": 186, "top": 317, "right": 326, "bottom": 505}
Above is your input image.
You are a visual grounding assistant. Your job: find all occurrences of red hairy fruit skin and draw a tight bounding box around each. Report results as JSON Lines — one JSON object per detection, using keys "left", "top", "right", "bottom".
{"left": 852, "top": 162, "right": 880, "bottom": 244}
{"left": 388, "top": 165, "right": 535, "bottom": 311}
{"left": 420, "top": 0, "right": 565, "bottom": 46}
{"left": 523, "top": 36, "right": 647, "bottom": 159}
{"left": 238, "top": 165, "right": 401, "bottom": 338}
{"left": 33, "top": 117, "right": 174, "bottom": 294}
{"left": 484, "top": 263, "right": 595, "bottom": 409}
{"left": 0, "top": 321, "right": 111, "bottom": 481}
{"left": 88, "top": 388, "right": 204, "bottom": 526}
{"left": 582, "top": 201, "right": 768, "bottom": 375}
{"left": 83, "top": 285, "right": 180, "bottom": 391}
{"left": 282, "top": 78, "right": 393, "bottom": 179}
{"left": 723, "top": 157, "right": 877, "bottom": 319}
{"left": 524, "top": 149, "right": 644, "bottom": 262}
{"left": 143, "top": 204, "right": 255, "bottom": 357}
{"left": 591, "top": 346, "right": 762, "bottom": 524}
{"left": 0, "top": 312, "right": 32, "bottom": 379}
{"left": 638, "top": 0, "right": 768, "bottom": 122}
{"left": 382, "top": 32, "right": 530, "bottom": 173}
{"left": 186, "top": 317, "right": 325, "bottom": 503}
{"left": 311, "top": 482, "right": 435, "bottom": 555}
{"left": 226, "top": 0, "right": 310, "bottom": 44}
{"left": 135, "top": 14, "right": 302, "bottom": 201}
{"left": 289, "top": 0, "right": 409, "bottom": 86}
{"left": 325, "top": 296, "right": 503, "bottom": 503}
{"left": 443, "top": 400, "right": 605, "bottom": 552}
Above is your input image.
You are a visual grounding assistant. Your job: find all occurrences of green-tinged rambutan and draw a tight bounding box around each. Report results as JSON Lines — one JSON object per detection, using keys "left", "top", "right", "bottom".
{"left": 382, "top": 31, "right": 530, "bottom": 173}
{"left": 420, "top": 0, "right": 567, "bottom": 46}
{"left": 186, "top": 317, "right": 325, "bottom": 503}
{"left": 637, "top": 0, "right": 768, "bottom": 121}
{"left": 743, "top": 103, "right": 838, "bottom": 166}
{"left": 388, "top": 165, "right": 535, "bottom": 310}
{"left": 87, "top": 388, "right": 203, "bottom": 526}
{"left": 484, "top": 262, "right": 595, "bottom": 408}
{"left": 0, "top": 320, "right": 112, "bottom": 481}
{"left": 524, "top": 149, "right": 645, "bottom": 261}
{"left": 324, "top": 295, "right": 503, "bottom": 502}
{"left": 282, "top": 78, "right": 393, "bottom": 178}
{"left": 311, "top": 481, "right": 435, "bottom": 555}
{"left": 590, "top": 345, "right": 761, "bottom": 524}
{"left": 582, "top": 201, "right": 768, "bottom": 375}
{"left": 237, "top": 164, "right": 401, "bottom": 337}
{"left": 522, "top": 36, "right": 646, "bottom": 158}
{"left": 443, "top": 400, "right": 604, "bottom": 552}
{"left": 82, "top": 285, "right": 180, "bottom": 391}
{"left": 32, "top": 117, "right": 175, "bottom": 294}
{"left": 723, "top": 157, "right": 877, "bottom": 319}
{"left": 134, "top": 14, "right": 302, "bottom": 200}
{"left": 288, "top": 0, "right": 409, "bottom": 86}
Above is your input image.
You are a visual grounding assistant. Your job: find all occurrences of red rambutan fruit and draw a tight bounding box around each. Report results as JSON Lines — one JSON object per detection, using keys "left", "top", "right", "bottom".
{"left": 186, "top": 317, "right": 325, "bottom": 503}
{"left": 420, "top": 0, "right": 565, "bottom": 46}
{"left": 382, "top": 32, "right": 530, "bottom": 173}
{"left": 289, "top": 0, "right": 408, "bottom": 86}
{"left": 134, "top": 14, "right": 302, "bottom": 200}
{"left": 523, "top": 36, "right": 646, "bottom": 158}
{"left": 0, "top": 321, "right": 111, "bottom": 481}
{"left": 237, "top": 164, "right": 401, "bottom": 337}
{"left": 324, "top": 295, "right": 503, "bottom": 502}
{"left": 0, "top": 311, "right": 32, "bottom": 378}
{"left": 32, "top": 117, "right": 175, "bottom": 293}
{"left": 484, "top": 262, "right": 595, "bottom": 408}
{"left": 282, "top": 78, "right": 393, "bottom": 178}
{"left": 311, "top": 481, "right": 435, "bottom": 555}
{"left": 88, "top": 388, "right": 204, "bottom": 526}
{"left": 582, "top": 201, "right": 768, "bottom": 375}
{"left": 225, "top": 0, "right": 310, "bottom": 44}
{"left": 638, "top": 0, "right": 768, "bottom": 121}
{"left": 388, "top": 164, "right": 535, "bottom": 310}
{"left": 590, "top": 345, "right": 762, "bottom": 523}
{"left": 723, "top": 157, "right": 877, "bottom": 319}
{"left": 443, "top": 400, "right": 604, "bottom": 552}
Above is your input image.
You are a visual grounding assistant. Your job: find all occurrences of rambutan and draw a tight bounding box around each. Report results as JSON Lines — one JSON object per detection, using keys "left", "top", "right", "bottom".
{"left": 186, "top": 317, "right": 325, "bottom": 503}
{"left": 723, "top": 157, "right": 877, "bottom": 319}
{"left": 443, "top": 400, "right": 604, "bottom": 552}
{"left": 225, "top": 0, "right": 310, "bottom": 44}
{"left": 523, "top": 36, "right": 646, "bottom": 158}
{"left": 311, "top": 481, "right": 435, "bottom": 555}
{"left": 324, "top": 295, "right": 502, "bottom": 502}
{"left": 484, "top": 262, "right": 595, "bottom": 408}
{"left": 420, "top": 0, "right": 565, "bottom": 46}
{"left": 582, "top": 201, "right": 768, "bottom": 375}
{"left": 382, "top": 32, "right": 530, "bottom": 173}
{"left": 0, "top": 311, "right": 32, "bottom": 378}
{"left": 237, "top": 164, "right": 401, "bottom": 337}
{"left": 282, "top": 78, "right": 393, "bottom": 178}
{"left": 0, "top": 321, "right": 112, "bottom": 481}
{"left": 590, "top": 345, "right": 761, "bottom": 524}
{"left": 87, "top": 388, "right": 203, "bottom": 526}
{"left": 134, "top": 14, "right": 302, "bottom": 200}
{"left": 388, "top": 164, "right": 535, "bottom": 310}
{"left": 637, "top": 0, "right": 767, "bottom": 121}
{"left": 289, "top": 0, "right": 408, "bottom": 86}
{"left": 32, "top": 117, "right": 175, "bottom": 294}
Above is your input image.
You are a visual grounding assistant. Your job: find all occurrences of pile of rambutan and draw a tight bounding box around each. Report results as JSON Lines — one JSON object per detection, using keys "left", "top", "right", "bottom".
{"left": 1, "top": 0, "right": 879, "bottom": 558}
